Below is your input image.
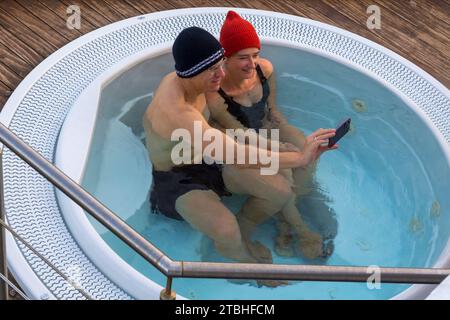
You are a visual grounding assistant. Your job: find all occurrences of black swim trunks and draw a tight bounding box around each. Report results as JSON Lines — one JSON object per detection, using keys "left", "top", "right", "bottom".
{"left": 150, "top": 163, "right": 231, "bottom": 220}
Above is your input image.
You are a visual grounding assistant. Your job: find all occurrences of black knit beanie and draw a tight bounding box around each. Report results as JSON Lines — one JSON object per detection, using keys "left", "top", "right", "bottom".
{"left": 173, "top": 27, "right": 225, "bottom": 78}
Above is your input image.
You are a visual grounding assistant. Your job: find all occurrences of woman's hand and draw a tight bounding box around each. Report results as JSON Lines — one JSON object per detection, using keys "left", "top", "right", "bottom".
{"left": 297, "top": 128, "right": 337, "bottom": 167}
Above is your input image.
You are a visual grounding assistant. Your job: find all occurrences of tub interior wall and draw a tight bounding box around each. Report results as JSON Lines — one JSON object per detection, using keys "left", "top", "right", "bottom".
{"left": 82, "top": 52, "right": 173, "bottom": 238}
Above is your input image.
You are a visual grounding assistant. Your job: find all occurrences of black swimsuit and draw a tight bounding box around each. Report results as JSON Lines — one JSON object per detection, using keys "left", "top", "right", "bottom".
{"left": 151, "top": 163, "right": 231, "bottom": 221}
{"left": 218, "top": 64, "right": 270, "bottom": 131}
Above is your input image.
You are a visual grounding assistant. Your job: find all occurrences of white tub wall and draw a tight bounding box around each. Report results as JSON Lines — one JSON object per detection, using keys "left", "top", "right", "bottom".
{"left": 427, "top": 275, "right": 450, "bottom": 300}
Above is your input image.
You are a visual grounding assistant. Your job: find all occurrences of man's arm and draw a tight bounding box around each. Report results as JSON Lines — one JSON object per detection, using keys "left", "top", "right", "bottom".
{"left": 171, "top": 106, "right": 309, "bottom": 169}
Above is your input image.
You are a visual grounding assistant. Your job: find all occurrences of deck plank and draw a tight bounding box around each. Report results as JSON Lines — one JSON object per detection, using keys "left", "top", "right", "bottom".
{"left": 0, "top": 60, "right": 21, "bottom": 90}
{"left": 78, "top": 0, "right": 127, "bottom": 23}
{"left": 141, "top": 0, "right": 176, "bottom": 12}
{"left": 374, "top": 0, "right": 450, "bottom": 57}
{"left": 423, "top": 0, "right": 450, "bottom": 25}
{"left": 0, "top": 0, "right": 448, "bottom": 111}
{"left": 15, "top": 0, "right": 81, "bottom": 42}
{"left": 103, "top": 0, "right": 143, "bottom": 18}
{"left": 311, "top": 0, "right": 449, "bottom": 86}
{"left": 0, "top": 41, "right": 33, "bottom": 79}
{"left": 39, "top": 0, "right": 99, "bottom": 34}
{"left": 122, "top": 0, "right": 161, "bottom": 14}
{"left": 0, "top": 25, "right": 43, "bottom": 66}
{"left": 59, "top": 0, "right": 111, "bottom": 28}
{"left": 0, "top": 0, "right": 66, "bottom": 50}
{"left": 0, "top": 6, "right": 54, "bottom": 59}
{"left": 0, "top": 81, "right": 11, "bottom": 107}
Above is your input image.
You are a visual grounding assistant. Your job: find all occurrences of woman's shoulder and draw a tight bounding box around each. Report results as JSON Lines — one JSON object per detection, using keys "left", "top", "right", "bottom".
{"left": 258, "top": 58, "right": 274, "bottom": 78}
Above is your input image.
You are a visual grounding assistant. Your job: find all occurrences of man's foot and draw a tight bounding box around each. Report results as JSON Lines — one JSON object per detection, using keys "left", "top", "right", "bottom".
{"left": 246, "top": 240, "right": 273, "bottom": 264}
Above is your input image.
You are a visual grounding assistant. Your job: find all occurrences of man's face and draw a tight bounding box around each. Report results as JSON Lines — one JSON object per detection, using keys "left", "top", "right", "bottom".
{"left": 200, "top": 58, "right": 226, "bottom": 92}
{"left": 226, "top": 48, "right": 260, "bottom": 79}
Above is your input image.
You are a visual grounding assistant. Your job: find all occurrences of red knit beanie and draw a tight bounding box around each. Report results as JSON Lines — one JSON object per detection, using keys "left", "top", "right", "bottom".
{"left": 220, "top": 11, "right": 261, "bottom": 57}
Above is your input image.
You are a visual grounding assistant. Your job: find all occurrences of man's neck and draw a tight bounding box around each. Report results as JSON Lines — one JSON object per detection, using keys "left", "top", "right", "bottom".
{"left": 178, "top": 77, "right": 203, "bottom": 104}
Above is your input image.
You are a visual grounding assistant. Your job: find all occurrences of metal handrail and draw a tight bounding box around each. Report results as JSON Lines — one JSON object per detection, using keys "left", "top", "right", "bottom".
{"left": 0, "top": 272, "right": 30, "bottom": 300}
{"left": 1, "top": 121, "right": 450, "bottom": 300}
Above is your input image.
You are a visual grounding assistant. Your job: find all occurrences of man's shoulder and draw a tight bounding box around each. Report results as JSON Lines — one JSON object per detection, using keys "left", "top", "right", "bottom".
{"left": 152, "top": 74, "right": 183, "bottom": 109}
{"left": 157, "top": 72, "right": 180, "bottom": 95}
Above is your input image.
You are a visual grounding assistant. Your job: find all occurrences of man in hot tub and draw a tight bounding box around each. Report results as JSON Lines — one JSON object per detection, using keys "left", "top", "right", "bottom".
{"left": 143, "top": 27, "right": 336, "bottom": 276}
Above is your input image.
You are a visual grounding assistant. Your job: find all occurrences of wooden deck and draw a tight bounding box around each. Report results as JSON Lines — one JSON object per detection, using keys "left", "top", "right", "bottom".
{"left": 0, "top": 0, "right": 449, "bottom": 109}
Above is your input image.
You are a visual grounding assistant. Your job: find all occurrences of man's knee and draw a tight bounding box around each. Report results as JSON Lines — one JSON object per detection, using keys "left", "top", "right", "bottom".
{"left": 176, "top": 190, "right": 220, "bottom": 210}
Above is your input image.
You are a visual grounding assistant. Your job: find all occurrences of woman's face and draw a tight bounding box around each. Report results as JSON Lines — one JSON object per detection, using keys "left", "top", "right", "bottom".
{"left": 225, "top": 48, "right": 260, "bottom": 79}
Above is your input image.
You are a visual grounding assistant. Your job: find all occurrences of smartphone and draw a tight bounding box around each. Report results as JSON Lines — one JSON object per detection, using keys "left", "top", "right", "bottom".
{"left": 328, "top": 118, "right": 351, "bottom": 147}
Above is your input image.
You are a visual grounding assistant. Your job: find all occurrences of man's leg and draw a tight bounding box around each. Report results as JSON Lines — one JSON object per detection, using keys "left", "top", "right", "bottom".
{"left": 175, "top": 189, "right": 288, "bottom": 287}
{"left": 175, "top": 189, "right": 255, "bottom": 263}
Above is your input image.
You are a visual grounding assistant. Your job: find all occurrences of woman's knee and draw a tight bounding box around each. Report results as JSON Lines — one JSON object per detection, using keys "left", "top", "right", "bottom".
{"left": 265, "top": 179, "right": 295, "bottom": 208}
{"left": 221, "top": 165, "right": 248, "bottom": 194}
{"left": 211, "top": 216, "right": 242, "bottom": 244}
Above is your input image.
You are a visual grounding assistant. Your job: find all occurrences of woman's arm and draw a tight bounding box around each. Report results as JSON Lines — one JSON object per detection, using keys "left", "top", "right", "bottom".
{"left": 173, "top": 106, "right": 308, "bottom": 170}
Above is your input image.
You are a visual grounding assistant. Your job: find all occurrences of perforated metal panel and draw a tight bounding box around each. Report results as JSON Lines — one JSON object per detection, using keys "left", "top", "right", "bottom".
{"left": 2, "top": 11, "right": 449, "bottom": 300}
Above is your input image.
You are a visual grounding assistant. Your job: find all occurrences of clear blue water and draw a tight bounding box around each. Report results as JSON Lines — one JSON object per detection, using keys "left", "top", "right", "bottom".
{"left": 82, "top": 46, "right": 450, "bottom": 299}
